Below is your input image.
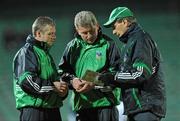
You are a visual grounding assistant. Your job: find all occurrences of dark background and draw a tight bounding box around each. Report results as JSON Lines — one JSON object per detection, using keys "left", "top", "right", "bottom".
{"left": 0, "top": 0, "right": 180, "bottom": 121}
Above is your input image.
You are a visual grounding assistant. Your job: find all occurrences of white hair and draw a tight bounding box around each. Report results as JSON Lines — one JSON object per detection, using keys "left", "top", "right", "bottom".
{"left": 74, "top": 11, "right": 98, "bottom": 28}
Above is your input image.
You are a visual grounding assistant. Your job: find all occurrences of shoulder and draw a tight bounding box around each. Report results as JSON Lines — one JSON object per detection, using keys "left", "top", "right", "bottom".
{"left": 66, "top": 37, "right": 81, "bottom": 48}
{"left": 101, "top": 34, "right": 117, "bottom": 46}
{"left": 13, "top": 43, "right": 37, "bottom": 65}
{"left": 16, "top": 43, "right": 37, "bottom": 60}
{"left": 102, "top": 34, "right": 113, "bottom": 42}
{"left": 63, "top": 38, "right": 82, "bottom": 54}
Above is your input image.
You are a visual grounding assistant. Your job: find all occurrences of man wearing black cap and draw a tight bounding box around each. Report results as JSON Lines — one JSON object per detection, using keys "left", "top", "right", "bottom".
{"left": 98, "top": 7, "right": 166, "bottom": 121}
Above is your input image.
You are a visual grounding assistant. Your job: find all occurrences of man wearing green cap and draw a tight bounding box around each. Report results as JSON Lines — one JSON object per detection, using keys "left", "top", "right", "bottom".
{"left": 98, "top": 7, "right": 166, "bottom": 121}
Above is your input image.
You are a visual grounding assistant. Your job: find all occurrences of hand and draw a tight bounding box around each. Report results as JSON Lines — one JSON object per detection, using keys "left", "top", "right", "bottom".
{"left": 72, "top": 78, "right": 95, "bottom": 93}
{"left": 71, "top": 78, "right": 84, "bottom": 91}
{"left": 75, "top": 80, "right": 95, "bottom": 93}
{"left": 53, "top": 81, "right": 68, "bottom": 97}
{"left": 98, "top": 72, "right": 115, "bottom": 86}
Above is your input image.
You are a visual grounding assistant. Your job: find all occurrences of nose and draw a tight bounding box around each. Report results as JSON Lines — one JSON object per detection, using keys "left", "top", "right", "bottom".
{"left": 53, "top": 33, "right": 56, "bottom": 37}
{"left": 87, "top": 32, "right": 92, "bottom": 39}
{"left": 113, "top": 30, "right": 116, "bottom": 35}
{"left": 52, "top": 34, "right": 56, "bottom": 40}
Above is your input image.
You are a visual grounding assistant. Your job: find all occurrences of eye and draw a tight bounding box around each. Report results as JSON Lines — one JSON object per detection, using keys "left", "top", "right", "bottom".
{"left": 82, "top": 32, "right": 88, "bottom": 35}
{"left": 48, "top": 32, "right": 55, "bottom": 36}
{"left": 112, "top": 25, "right": 115, "bottom": 30}
{"left": 89, "top": 29, "right": 95, "bottom": 34}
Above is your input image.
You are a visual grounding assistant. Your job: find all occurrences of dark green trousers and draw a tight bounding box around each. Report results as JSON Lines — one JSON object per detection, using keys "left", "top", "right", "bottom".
{"left": 128, "top": 112, "right": 161, "bottom": 121}
{"left": 19, "top": 107, "right": 62, "bottom": 121}
{"left": 76, "top": 106, "right": 119, "bottom": 121}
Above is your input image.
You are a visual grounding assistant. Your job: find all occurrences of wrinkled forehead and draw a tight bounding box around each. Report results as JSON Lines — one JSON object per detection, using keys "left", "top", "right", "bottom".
{"left": 76, "top": 25, "right": 97, "bottom": 32}
{"left": 77, "top": 23, "right": 97, "bottom": 29}
{"left": 41, "top": 25, "right": 55, "bottom": 32}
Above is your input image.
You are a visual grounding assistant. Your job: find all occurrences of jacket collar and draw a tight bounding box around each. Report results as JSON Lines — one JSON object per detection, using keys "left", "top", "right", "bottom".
{"left": 119, "top": 23, "right": 141, "bottom": 43}
{"left": 26, "top": 34, "right": 49, "bottom": 51}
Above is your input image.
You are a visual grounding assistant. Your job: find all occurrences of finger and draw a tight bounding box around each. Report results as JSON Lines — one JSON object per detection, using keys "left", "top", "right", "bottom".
{"left": 58, "top": 90, "right": 68, "bottom": 97}
{"left": 60, "top": 84, "right": 68, "bottom": 88}
{"left": 58, "top": 87, "right": 68, "bottom": 93}
{"left": 76, "top": 84, "right": 89, "bottom": 93}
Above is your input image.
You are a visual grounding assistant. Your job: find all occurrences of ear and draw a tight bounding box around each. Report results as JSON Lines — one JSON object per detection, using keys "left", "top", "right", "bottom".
{"left": 75, "top": 27, "right": 80, "bottom": 35}
{"left": 123, "top": 19, "right": 131, "bottom": 27}
{"left": 96, "top": 24, "right": 100, "bottom": 28}
{"left": 35, "top": 30, "right": 41, "bottom": 37}
{"left": 94, "top": 24, "right": 100, "bottom": 31}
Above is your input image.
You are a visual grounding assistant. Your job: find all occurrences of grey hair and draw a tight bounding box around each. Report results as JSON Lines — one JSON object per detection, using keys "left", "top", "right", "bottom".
{"left": 74, "top": 11, "right": 98, "bottom": 28}
{"left": 32, "top": 16, "right": 56, "bottom": 36}
{"left": 117, "top": 16, "right": 137, "bottom": 24}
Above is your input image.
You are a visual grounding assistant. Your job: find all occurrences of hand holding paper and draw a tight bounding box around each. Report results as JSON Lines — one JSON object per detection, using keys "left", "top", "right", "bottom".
{"left": 82, "top": 70, "right": 104, "bottom": 86}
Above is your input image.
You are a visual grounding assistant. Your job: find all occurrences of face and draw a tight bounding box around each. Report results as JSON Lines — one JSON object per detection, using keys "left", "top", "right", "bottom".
{"left": 36, "top": 25, "right": 56, "bottom": 46}
{"left": 112, "top": 19, "right": 129, "bottom": 37}
{"left": 76, "top": 24, "right": 99, "bottom": 44}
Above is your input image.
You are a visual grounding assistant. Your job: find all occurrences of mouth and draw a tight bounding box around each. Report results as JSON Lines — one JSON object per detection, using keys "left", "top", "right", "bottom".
{"left": 47, "top": 40, "right": 55, "bottom": 45}
{"left": 87, "top": 39, "right": 95, "bottom": 44}
{"left": 51, "top": 39, "right": 56, "bottom": 42}
{"left": 115, "top": 33, "right": 121, "bottom": 37}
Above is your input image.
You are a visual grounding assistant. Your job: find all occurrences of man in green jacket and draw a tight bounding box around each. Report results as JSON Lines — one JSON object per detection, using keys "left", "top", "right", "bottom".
{"left": 99, "top": 7, "right": 166, "bottom": 121}
{"left": 13, "top": 16, "right": 68, "bottom": 121}
{"left": 59, "top": 11, "right": 121, "bottom": 121}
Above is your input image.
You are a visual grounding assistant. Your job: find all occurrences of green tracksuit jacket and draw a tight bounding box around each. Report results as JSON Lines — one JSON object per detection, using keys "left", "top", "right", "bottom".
{"left": 59, "top": 30, "right": 121, "bottom": 111}
{"left": 13, "top": 35, "right": 64, "bottom": 109}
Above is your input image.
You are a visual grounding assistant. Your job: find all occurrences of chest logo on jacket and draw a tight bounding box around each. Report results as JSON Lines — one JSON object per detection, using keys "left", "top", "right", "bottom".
{"left": 96, "top": 51, "right": 102, "bottom": 60}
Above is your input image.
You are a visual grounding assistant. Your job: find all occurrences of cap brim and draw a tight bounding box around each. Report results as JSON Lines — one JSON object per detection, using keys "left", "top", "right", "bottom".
{"left": 103, "top": 18, "right": 115, "bottom": 28}
{"left": 103, "top": 21, "right": 112, "bottom": 28}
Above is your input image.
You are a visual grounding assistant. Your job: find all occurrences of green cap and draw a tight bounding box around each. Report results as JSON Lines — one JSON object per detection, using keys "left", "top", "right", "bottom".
{"left": 104, "top": 7, "right": 134, "bottom": 28}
